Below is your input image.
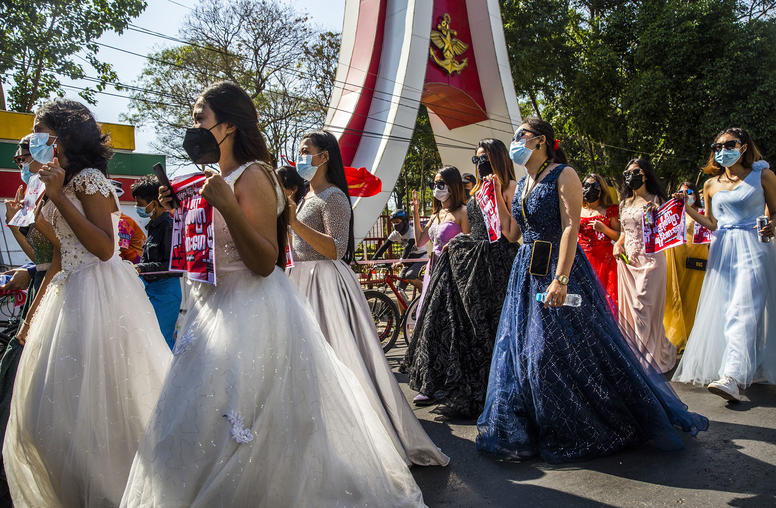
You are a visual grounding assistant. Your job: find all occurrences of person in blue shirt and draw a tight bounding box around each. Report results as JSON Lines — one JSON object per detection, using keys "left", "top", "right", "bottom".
{"left": 132, "top": 175, "right": 182, "bottom": 349}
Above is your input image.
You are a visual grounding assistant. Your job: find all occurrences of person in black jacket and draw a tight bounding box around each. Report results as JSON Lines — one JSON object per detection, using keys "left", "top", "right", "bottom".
{"left": 132, "top": 175, "right": 182, "bottom": 349}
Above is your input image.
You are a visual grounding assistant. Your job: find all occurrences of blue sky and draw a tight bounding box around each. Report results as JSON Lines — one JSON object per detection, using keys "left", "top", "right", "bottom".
{"left": 58, "top": 0, "right": 345, "bottom": 154}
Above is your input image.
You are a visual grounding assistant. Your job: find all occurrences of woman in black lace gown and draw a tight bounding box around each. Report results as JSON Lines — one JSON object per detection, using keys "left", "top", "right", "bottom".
{"left": 401, "top": 139, "right": 519, "bottom": 417}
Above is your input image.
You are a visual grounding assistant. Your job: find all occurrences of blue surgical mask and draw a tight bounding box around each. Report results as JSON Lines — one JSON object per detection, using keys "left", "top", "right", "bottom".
{"left": 295, "top": 154, "right": 319, "bottom": 181}
{"left": 28, "top": 133, "right": 56, "bottom": 164}
{"left": 714, "top": 148, "right": 742, "bottom": 168}
{"left": 136, "top": 204, "right": 152, "bottom": 219}
{"left": 20, "top": 163, "right": 32, "bottom": 184}
{"left": 509, "top": 139, "right": 533, "bottom": 166}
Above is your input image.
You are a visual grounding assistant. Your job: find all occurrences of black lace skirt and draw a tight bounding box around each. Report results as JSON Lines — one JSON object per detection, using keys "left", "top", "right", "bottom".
{"left": 400, "top": 235, "right": 518, "bottom": 417}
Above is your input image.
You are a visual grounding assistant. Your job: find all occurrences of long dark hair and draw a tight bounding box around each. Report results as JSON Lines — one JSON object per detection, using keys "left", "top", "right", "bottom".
{"left": 703, "top": 127, "right": 763, "bottom": 175}
{"left": 620, "top": 158, "right": 668, "bottom": 202}
{"left": 472, "top": 138, "right": 514, "bottom": 196}
{"left": 200, "top": 81, "right": 271, "bottom": 166}
{"left": 301, "top": 130, "right": 355, "bottom": 263}
{"left": 277, "top": 165, "right": 308, "bottom": 204}
{"left": 200, "top": 81, "right": 287, "bottom": 268}
{"left": 522, "top": 117, "right": 568, "bottom": 164}
{"left": 35, "top": 99, "right": 112, "bottom": 184}
{"left": 432, "top": 165, "right": 466, "bottom": 214}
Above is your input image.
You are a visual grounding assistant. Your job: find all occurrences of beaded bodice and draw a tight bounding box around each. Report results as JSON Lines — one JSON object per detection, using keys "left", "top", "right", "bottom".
{"left": 292, "top": 186, "right": 351, "bottom": 262}
{"left": 41, "top": 168, "right": 120, "bottom": 281}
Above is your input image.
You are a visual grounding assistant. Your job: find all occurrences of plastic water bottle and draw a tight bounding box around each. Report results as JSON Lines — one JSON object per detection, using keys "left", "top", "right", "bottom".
{"left": 535, "top": 292, "right": 582, "bottom": 307}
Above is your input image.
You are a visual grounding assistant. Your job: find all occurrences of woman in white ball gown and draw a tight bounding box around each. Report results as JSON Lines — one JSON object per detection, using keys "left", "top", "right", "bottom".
{"left": 120, "top": 82, "right": 425, "bottom": 507}
{"left": 2, "top": 99, "right": 172, "bottom": 507}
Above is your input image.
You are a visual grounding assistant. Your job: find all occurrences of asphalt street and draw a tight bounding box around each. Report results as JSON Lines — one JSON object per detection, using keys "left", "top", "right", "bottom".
{"left": 386, "top": 344, "right": 776, "bottom": 507}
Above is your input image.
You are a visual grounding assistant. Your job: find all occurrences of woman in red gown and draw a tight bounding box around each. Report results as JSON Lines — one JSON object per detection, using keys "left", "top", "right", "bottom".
{"left": 579, "top": 174, "right": 620, "bottom": 305}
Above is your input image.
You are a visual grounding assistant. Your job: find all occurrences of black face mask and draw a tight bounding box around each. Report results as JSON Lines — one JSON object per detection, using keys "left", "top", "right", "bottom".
{"left": 624, "top": 172, "right": 644, "bottom": 190}
{"left": 477, "top": 160, "right": 493, "bottom": 179}
{"left": 393, "top": 221, "right": 409, "bottom": 235}
{"left": 183, "top": 123, "right": 227, "bottom": 164}
{"left": 582, "top": 183, "right": 601, "bottom": 202}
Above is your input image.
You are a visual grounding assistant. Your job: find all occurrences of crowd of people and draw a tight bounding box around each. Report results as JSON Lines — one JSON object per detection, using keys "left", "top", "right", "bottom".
{"left": 0, "top": 78, "right": 769, "bottom": 506}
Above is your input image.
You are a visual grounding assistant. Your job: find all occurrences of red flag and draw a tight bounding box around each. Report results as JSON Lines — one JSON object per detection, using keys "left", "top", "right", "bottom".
{"left": 282, "top": 157, "right": 382, "bottom": 197}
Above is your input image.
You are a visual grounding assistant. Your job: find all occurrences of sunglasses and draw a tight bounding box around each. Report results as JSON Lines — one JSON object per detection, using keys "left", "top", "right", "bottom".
{"left": 623, "top": 169, "right": 644, "bottom": 177}
{"left": 710, "top": 140, "right": 741, "bottom": 152}
{"left": 433, "top": 181, "right": 448, "bottom": 191}
{"left": 582, "top": 181, "right": 600, "bottom": 188}
{"left": 471, "top": 154, "right": 489, "bottom": 165}
{"left": 513, "top": 128, "right": 538, "bottom": 141}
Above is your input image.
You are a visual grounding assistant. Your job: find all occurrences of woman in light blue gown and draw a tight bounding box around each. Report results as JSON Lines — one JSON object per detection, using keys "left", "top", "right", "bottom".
{"left": 673, "top": 127, "right": 776, "bottom": 402}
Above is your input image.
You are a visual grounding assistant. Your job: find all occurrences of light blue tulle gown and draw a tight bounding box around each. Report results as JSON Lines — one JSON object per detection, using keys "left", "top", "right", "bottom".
{"left": 477, "top": 164, "right": 708, "bottom": 463}
{"left": 673, "top": 161, "right": 776, "bottom": 387}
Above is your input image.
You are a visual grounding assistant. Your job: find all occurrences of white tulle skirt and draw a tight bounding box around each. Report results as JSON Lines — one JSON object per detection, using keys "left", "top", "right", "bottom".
{"left": 3, "top": 257, "right": 172, "bottom": 507}
{"left": 673, "top": 227, "right": 776, "bottom": 387}
{"left": 121, "top": 267, "right": 425, "bottom": 507}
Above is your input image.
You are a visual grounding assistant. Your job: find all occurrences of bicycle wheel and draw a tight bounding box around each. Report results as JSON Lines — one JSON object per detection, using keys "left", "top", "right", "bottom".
{"left": 402, "top": 296, "right": 421, "bottom": 346}
{"left": 363, "top": 290, "right": 400, "bottom": 352}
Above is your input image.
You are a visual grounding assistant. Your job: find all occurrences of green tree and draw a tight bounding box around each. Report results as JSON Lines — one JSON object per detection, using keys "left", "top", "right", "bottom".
{"left": 392, "top": 106, "right": 442, "bottom": 214}
{"left": 0, "top": 0, "right": 146, "bottom": 111}
{"left": 122, "top": 0, "right": 339, "bottom": 167}
{"left": 501, "top": 0, "right": 776, "bottom": 189}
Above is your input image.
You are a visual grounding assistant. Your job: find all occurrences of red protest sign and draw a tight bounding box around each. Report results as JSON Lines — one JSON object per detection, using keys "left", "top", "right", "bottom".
{"left": 693, "top": 209, "right": 712, "bottom": 244}
{"left": 169, "top": 173, "right": 216, "bottom": 285}
{"left": 642, "top": 198, "right": 686, "bottom": 254}
{"left": 475, "top": 179, "right": 501, "bottom": 243}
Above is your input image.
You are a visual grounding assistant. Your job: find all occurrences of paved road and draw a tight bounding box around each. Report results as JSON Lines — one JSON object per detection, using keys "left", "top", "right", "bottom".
{"left": 385, "top": 345, "right": 776, "bottom": 507}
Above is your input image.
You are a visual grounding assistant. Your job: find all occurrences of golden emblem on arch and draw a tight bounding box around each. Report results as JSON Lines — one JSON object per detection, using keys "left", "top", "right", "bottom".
{"left": 429, "top": 13, "right": 469, "bottom": 75}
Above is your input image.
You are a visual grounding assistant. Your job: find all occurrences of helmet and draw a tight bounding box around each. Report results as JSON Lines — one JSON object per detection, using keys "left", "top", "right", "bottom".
{"left": 390, "top": 209, "right": 409, "bottom": 221}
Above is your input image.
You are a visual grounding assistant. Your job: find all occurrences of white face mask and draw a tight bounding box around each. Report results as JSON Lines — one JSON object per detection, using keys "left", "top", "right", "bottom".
{"left": 433, "top": 186, "right": 450, "bottom": 203}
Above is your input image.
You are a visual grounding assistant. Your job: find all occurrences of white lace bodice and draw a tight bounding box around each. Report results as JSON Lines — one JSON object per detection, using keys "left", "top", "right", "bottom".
{"left": 42, "top": 168, "right": 121, "bottom": 280}
{"left": 213, "top": 161, "right": 286, "bottom": 274}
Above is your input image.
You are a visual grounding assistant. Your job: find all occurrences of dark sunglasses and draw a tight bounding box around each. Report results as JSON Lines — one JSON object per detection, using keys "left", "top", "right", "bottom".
{"left": 710, "top": 140, "right": 741, "bottom": 152}
{"left": 471, "top": 154, "right": 489, "bottom": 165}
{"left": 582, "top": 181, "right": 600, "bottom": 188}
{"left": 433, "top": 181, "right": 448, "bottom": 190}
{"left": 513, "top": 128, "right": 538, "bottom": 141}
{"left": 623, "top": 169, "right": 644, "bottom": 177}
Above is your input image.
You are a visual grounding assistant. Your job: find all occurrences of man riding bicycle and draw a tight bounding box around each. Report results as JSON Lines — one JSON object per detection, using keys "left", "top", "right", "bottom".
{"left": 372, "top": 210, "right": 425, "bottom": 290}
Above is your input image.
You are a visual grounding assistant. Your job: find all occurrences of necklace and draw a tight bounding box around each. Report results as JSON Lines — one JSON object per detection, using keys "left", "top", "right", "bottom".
{"left": 521, "top": 159, "right": 552, "bottom": 224}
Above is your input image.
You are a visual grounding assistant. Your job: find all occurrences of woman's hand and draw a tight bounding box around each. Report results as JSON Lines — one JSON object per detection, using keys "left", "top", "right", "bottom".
{"left": 5, "top": 185, "right": 24, "bottom": 223}
{"left": 199, "top": 169, "right": 238, "bottom": 214}
{"left": 543, "top": 279, "right": 568, "bottom": 309}
{"left": 38, "top": 157, "right": 66, "bottom": 201}
{"left": 758, "top": 218, "right": 775, "bottom": 239}
{"left": 613, "top": 241, "right": 626, "bottom": 260}
{"left": 645, "top": 201, "right": 658, "bottom": 214}
{"left": 16, "top": 320, "right": 29, "bottom": 346}
{"left": 287, "top": 196, "right": 298, "bottom": 226}
{"left": 2, "top": 269, "right": 31, "bottom": 290}
{"left": 411, "top": 190, "right": 420, "bottom": 213}
{"left": 591, "top": 219, "right": 606, "bottom": 233}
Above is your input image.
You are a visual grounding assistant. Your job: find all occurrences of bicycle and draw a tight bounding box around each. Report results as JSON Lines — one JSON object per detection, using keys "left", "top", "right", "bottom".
{"left": 356, "top": 261, "right": 426, "bottom": 353}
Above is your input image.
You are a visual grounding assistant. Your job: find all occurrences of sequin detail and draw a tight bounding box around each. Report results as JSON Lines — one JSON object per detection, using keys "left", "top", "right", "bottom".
{"left": 223, "top": 411, "right": 254, "bottom": 444}
{"left": 173, "top": 329, "right": 195, "bottom": 355}
{"left": 292, "top": 186, "right": 351, "bottom": 261}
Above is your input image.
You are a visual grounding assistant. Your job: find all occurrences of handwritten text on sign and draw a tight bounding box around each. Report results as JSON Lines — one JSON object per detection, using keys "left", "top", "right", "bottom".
{"left": 475, "top": 179, "right": 501, "bottom": 243}
{"left": 642, "top": 198, "right": 686, "bottom": 254}
{"left": 169, "top": 173, "right": 216, "bottom": 285}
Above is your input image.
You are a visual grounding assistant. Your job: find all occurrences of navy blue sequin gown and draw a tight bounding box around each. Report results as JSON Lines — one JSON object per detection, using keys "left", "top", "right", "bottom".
{"left": 476, "top": 164, "right": 708, "bottom": 463}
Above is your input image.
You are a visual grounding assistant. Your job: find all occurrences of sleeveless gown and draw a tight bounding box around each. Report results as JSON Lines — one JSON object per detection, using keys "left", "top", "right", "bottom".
{"left": 617, "top": 200, "right": 677, "bottom": 373}
{"left": 122, "top": 163, "right": 426, "bottom": 507}
{"left": 401, "top": 199, "right": 518, "bottom": 417}
{"left": 3, "top": 168, "right": 172, "bottom": 507}
{"left": 287, "top": 186, "right": 448, "bottom": 468}
{"left": 476, "top": 164, "right": 708, "bottom": 463}
{"left": 578, "top": 204, "right": 619, "bottom": 306}
{"left": 673, "top": 164, "right": 776, "bottom": 387}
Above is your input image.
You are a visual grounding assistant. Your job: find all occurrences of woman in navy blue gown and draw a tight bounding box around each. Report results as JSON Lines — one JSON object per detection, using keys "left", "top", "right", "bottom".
{"left": 476, "top": 118, "right": 708, "bottom": 463}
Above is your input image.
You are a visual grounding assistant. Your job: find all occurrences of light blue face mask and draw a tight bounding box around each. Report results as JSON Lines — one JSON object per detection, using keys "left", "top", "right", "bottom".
{"left": 28, "top": 132, "right": 56, "bottom": 164}
{"left": 20, "top": 163, "right": 32, "bottom": 184}
{"left": 714, "top": 148, "right": 742, "bottom": 168}
{"left": 296, "top": 153, "right": 321, "bottom": 181}
{"left": 509, "top": 139, "right": 534, "bottom": 166}
{"left": 136, "top": 204, "right": 152, "bottom": 219}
